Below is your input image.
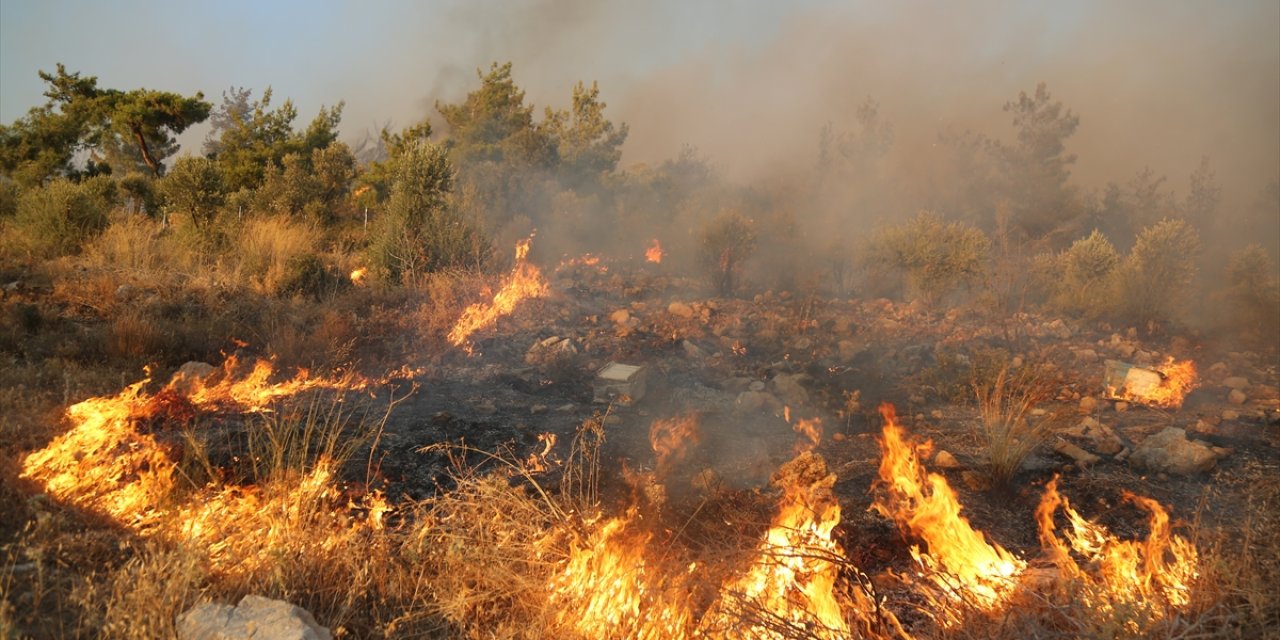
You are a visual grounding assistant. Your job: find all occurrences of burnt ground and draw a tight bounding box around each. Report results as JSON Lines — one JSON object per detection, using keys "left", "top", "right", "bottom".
{"left": 358, "top": 263, "right": 1280, "bottom": 616}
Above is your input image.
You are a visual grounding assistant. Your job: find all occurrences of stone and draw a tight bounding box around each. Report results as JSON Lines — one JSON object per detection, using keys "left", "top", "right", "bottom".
{"left": 1223, "top": 376, "right": 1250, "bottom": 390}
{"left": 838, "top": 340, "right": 861, "bottom": 361}
{"left": 1061, "top": 417, "right": 1125, "bottom": 455}
{"left": 525, "top": 337, "right": 576, "bottom": 365}
{"left": 168, "top": 361, "right": 217, "bottom": 395}
{"left": 1054, "top": 439, "right": 1101, "bottom": 466}
{"left": 1129, "top": 427, "right": 1218, "bottom": 475}
{"left": 1114, "top": 401, "right": 1130, "bottom": 412}
{"left": 1208, "top": 362, "right": 1229, "bottom": 376}
{"left": 1221, "top": 409, "right": 1240, "bottom": 421}
{"left": 1227, "top": 389, "right": 1247, "bottom": 405}
{"left": 1074, "top": 349, "right": 1099, "bottom": 363}
{"left": 933, "top": 450, "right": 962, "bottom": 469}
{"left": 736, "top": 390, "right": 782, "bottom": 414}
{"left": 609, "top": 309, "right": 630, "bottom": 324}
{"left": 177, "top": 595, "right": 330, "bottom": 640}
{"left": 748, "top": 380, "right": 766, "bottom": 392}
{"left": 1078, "top": 396, "right": 1099, "bottom": 413}
{"left": 682, "top": 340, "right": 706, "bottom": 358}
{"left": 769, "top": 374, "right": 810, "bottom": 407}
{"left": 668, "top": 301, "right": 695, "bottom": 318}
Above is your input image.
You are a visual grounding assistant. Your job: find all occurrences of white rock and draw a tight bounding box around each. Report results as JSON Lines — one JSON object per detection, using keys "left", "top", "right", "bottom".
{"left": 177, "top": 595, "right": 330, "bottom": 640}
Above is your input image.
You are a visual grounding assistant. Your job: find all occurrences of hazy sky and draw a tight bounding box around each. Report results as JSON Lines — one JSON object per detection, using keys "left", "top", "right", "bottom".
{"left": 2, "top": 0, "right": 1277, "bottom": 200}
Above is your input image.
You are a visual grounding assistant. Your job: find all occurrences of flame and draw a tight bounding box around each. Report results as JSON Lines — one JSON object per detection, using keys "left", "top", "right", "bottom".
{"left": 1108, "top": 358, "right": 1198, "bottom": 408}
{"left": 549, "top": 509, "right": 696, "bottom": 639}
{"left": 785, "top": 407, "right": 824, "bottom": 455}
{"left": 350, "top": 267, "right": 368, "bottom": 285}
{"left": 525, "top": 432, "right": 559, "bottom": 473}
{"left": 705, "top": 452, "right": 880, "bottom": 639}
{"left": 448, "top": 237, "right": 548, "bottom": 350}
{"left": 1036, "top": 476, "right": 1198, "bottom": 624}
{"left": 646, "top": 238, "right": 665, "bottom": 263}
{"left": 871, "top": 404, "right": 1024, "bottom": 621}
{"left": 649, "top": 414, "right": 700, "bottom": 476}
{"left": 20, "top": 357, "right": 367, "bottom": 528}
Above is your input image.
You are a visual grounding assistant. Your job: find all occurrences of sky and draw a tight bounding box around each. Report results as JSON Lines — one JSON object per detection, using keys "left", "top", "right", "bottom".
{"left": 2, "top": 0, "right": 1277, "bottom": 202}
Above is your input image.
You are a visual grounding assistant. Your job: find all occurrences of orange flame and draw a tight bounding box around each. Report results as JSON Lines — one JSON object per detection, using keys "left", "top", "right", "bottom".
{"left": 1036, "top": 476, "right": 1198, "bottom": 624}
{"left": 649, "top": 414, "right": 700, "bottom": 476}
{"left": 350, "top": 267, "right": 368, "bottom": 285}
{"left": 448, "top": 237, "right": 548, "bottom": 350}
{"left": 871, "top": 403, "right": 1024, "bottom": 622}
{"left": 1107, "top": 358, "right": 1198, "bottom": 408}
{"left": 646, "top": 238, "right": 665, "bottom": 264}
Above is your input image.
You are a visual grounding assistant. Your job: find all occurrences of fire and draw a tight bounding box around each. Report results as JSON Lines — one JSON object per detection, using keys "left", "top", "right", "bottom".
{"left": 448, "top": 237, "right": 549, "bottom": 350}
{"left": 649, "top": 413, "right": 700, "bottom": 476}
{"left": 1106, "top": 358, "right": 1198, "bottom": 408}
{"left": 871, "top": 403, "right": 1024, "bottom": 621}
{"left": 646, "top": 238, "right": 665, "bottom": 263}
{"left": 1036, "top": 476, "right": 1198, "bottom": 624}
{"left": 549, "top": 509, "right": 696, "bottom": 639}
{"left": 785, "top": 407, "right": 824, "bottom": 454}
{"left": 350, "top": 267, "right": 368, "bottom": 285}
{"left": 19, "top": 356, "right": 367, "bottom": 528}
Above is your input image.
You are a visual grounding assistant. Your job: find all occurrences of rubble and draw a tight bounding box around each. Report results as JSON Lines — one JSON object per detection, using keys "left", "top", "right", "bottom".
{"left": 1060, "top": 417, "right": 1125, "bottom": 456}
{"left": 1054, "top": 439, "right": 1101, "bottom": 467}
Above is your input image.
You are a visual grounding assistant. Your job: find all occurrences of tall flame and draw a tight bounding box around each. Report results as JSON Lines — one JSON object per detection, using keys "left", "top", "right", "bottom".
{"left": 1036, "top": 475, "right": 1198, "bottom": 625}
{"left": 871, "top": 403, "right": 1024, "bottom": 621}
{"left": 448, "top": 237, "right": 548, "bottom": 350}
{"left": 1108, "top": 358, "right": 1198, "bottom": 408}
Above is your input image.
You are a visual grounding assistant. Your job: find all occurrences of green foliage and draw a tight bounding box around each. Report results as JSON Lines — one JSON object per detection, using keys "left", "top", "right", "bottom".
{"left": 117, "top": 172, "right": 157, "bottom": 216}
{"left": 1222, "top": 244, "right": 1280, "bottom": 343}
{"left": 366, "top": 141, "right": 490, "bottom": 282}
{"left": 159, "top": 157, "right": 225, "bottom": 229}
{"left": 1044, "top": 229, "right": 1121, "bottom": 317}
{"left": 996, "top": 82, "right": 1080, "bottom": 239}
{"left": 545, "top": 81, "right": 629, "bottom": 190}
{"left": 9, "top": 177, "right": 113, "bottom": 257}
{"left": 207, "top": 87, "right": 344, "bottom": 192}
{"left": 437, "top": 62, "right": 555, "bottom": 169}
{"left": 1114, "top": 218, "right": 1201, "bottom": 326}
{"left": 866, "top": 211, "right": 990, "bottom": 305}
{"left": 255, "top": 144, "right": 354, "bottom": 223}
{"left": 699, "top": 209, "right": 757, "bottom": 295}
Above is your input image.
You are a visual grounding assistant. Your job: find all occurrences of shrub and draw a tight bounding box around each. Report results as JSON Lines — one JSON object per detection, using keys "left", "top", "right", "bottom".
{"left": 160, "top": 156, "right": 225, "bottom": 229}
{"left": 366, "top": 141, "right": 491, "bottom": 283}
{"left": 1114, "top": 218, "right": 1200, "bottom": 327}
{"left": 866, "top": 211, "right": 990, "bottom": 305}
{"left": 1222, "top": 244, "right": 1280, "bottom": 344}
{"left": 973, "top": 363, "right": 1061, "bottom": 487}
{"left": 1043, "top": 229, "right": 1121, "bottom": 317}
{"left": 699, "top": 209, "right": 757, "bottom": 295}
{"left": 9, "top": 177, "right": 112, "bottom": 258}
{"left": 236, "top": 215, "right": 323, "bottom": 296}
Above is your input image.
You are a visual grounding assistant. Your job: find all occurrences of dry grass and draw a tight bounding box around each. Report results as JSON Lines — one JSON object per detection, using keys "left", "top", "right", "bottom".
{"left": 972, "top": 362, "right": 1061, "bottom": 487}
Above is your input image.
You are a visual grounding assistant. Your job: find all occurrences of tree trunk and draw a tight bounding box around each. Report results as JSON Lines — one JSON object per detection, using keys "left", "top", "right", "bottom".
{"left": 132, "top": 126, "right": 161, "bottom": 177}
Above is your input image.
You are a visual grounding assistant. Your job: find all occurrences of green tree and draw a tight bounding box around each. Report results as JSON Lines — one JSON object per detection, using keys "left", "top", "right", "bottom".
{"left": 207, "top": 87, "right": 343, "bottom": 192}
{"left": 160, "top": 157, "right": 225, "bottom": 229}
{"left": 436, "top": 62, "right": 555, "bottom": 169}
{"left": 545, "top": 81, "right": 628, "bottom": 190}
{"left": 366, "top": 141, "right": 490, "bottom": 282}
{"left": 1115, "top": 218, "right": 1201, "bottom": 327}
{"left": 997, "top": 83, "right": 1080, "bottom": 239}
{"left": 9, "top": 177, "right": 114, "bottom": 257}
{"left": 699, "top": 209, "right": 757, "bottom": 296}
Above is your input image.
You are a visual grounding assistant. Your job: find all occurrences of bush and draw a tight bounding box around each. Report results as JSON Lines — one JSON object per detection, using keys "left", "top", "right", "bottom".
{"left": 236, "top": 215, "right": 323, "bottom": 296}
{"left": 1114, "top": 218, "right": 1200, "bottom": 327}
{"left": 1043, "top": 229, "right": 1120, "bottom": 317}
{"left": 160, "top": 156, "right": 225, "bottom": 229}
{"left": 8, "top": 177, "right": 113, "bottom": 258}
{"left": 699, "top": 209, "right": 757, "bottom": 295}
{"left": 1222, "top": 244, "right": 1280, "bottom": 344}
{"left": 866, "top": 211, "right": 989, "bottom": 305}
{"left": 366, "top": 141, "right": 490, "bottom": 283}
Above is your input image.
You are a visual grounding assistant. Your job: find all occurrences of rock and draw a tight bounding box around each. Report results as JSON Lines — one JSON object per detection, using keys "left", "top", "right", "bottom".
{"left": 1074, "top": 349, "right": 1099, "bottom": 364}
{"left": 177, "top": 595, "right": 331, "bottom": 640}
{"left": 609, "top": 309, "right": 630, "bottom": 324}
{"left": 668, "top": 301, "right": 695, "bottom": 319}
{"left": 933, "top": 450, "right": 962, "bottom": 469}
{"left": 1054, "top": 439, "right": 1101, "bottom": 467}
{"left": 168, "top": 361, "right": 217, "bottom": 395}
{"left": 682, "top": 340, "right": 706, "bottom": 359}
{"left": 1221, "top": 409, "right": 1240, "bottom": 421}
{"left": 736, "top": 390, "right": 782, "bottom": 414}
{"left": 1208, "top": 362, "right": 1229, "bottom": 376}
{"left": 792, "top": 337, "right": 813, "bottom": 351}
{"left": 1061, "top": 417, "right": 1125, "bottom": 455}
{"left": 838, "top": 340, "right": 861, "bottom": 362}
{"left": 1114, "top": 401, "right": 1130, "bottom": 412}
{"left": 1116, "top": 344, "right": 1137, "bottom": 359}
{"left": 1078, "top": 396, "right": 1099, "bottom": 414}
{"left": 769, "top": 374, "right": 810, "bottom": 407}
{"left": 748, "top": 380, "right": 766, "bottom": 392}
{"left": 1227, "top": 389, "right": 1247, "bottom": 405}
{"left": 525, "top": 336, "right": 576, "bottom": 365}
{"left": 1223, "top": 376, "right": 1250, "bottom": 390}
{"left": 1129, "top": 428, "right": 1218, "bottom": 475}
